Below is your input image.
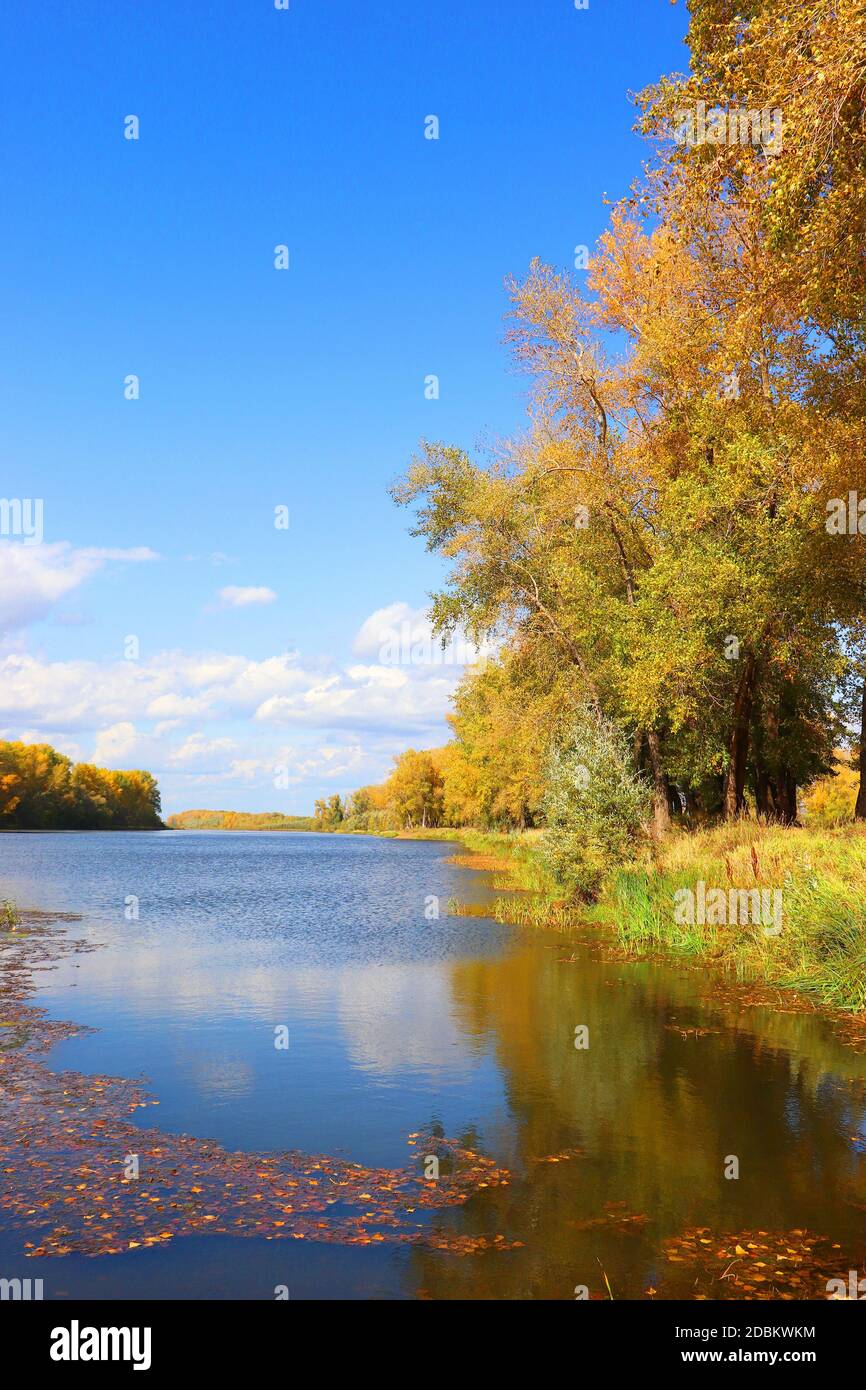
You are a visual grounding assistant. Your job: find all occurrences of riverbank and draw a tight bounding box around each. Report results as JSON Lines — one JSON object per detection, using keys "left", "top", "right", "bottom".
{"left": 444, "top": 822, "right": 866, "bottom": 1017}
{"left": 608, "top": 822, "right": 866, "bottom": 1013}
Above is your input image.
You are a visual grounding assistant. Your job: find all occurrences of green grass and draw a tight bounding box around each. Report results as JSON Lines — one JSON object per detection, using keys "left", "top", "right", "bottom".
{"left": 443, "top": 820, "right": 866, "bottom": 1014}
{"left": 603, "top": 822, "right": 866, "bottom": 1012}
{"left": 445, "top": 829, "right": 555, "bottom": 891}
{"left": 443, "top": 829, "right": 583, "bottom": 929}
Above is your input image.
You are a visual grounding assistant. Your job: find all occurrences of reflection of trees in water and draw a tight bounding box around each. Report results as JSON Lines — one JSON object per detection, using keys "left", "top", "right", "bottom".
{"left": 408, "top": 942, "right": 866, "bottom": 1299}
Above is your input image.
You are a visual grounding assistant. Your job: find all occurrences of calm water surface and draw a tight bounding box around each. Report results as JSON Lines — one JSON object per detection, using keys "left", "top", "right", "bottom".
{"left": 1, "top": 830, "right": 865, "bottom": 1299}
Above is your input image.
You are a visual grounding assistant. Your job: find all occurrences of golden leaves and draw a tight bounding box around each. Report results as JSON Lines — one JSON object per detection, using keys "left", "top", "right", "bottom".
{"left": 661, "top": 1225, "right": 856, "bottom": 1300}
{"left": 1, "top": 1036, "right": 516, "bottom": 1259}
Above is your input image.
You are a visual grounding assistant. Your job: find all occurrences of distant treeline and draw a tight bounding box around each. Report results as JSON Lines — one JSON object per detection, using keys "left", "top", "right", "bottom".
{"left": 0, "top": 741, "right": 162, "bottom": 830}
{"left": 166, "top": 809, "right": 317, "bottom": 831}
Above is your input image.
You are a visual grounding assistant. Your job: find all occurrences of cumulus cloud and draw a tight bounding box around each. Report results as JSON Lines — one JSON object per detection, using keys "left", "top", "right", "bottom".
{"left": 353, "top": 599, "right": 491, "bottom": 668}
{"left": 0, "top": 639, "right": 459, "bottom": 736}
{"left": 353, "top": 601, "right": 429, "bottom": 658}
{"left": 146, "top": 693, "right": 214, "bottom": 721}
{"left": 15, "top": 729, "right": 83, "bottom": 761}
{"left": 253, "top": 665, "right": 457, "bottom": 729}
{"left": 169, "top": 732, "right": 238, "bottom": 766}
{"left": 0, "top": 599, "right": 471, "bottom": 806}
{"left": 92, "top": 721, "right": 146, "bottom": 767}
{"left": 214, "top": 744, "right": 366, "bottom": 786}
{"left": 90, "top": 724, "right": 244, "bottom": 777}
{"left": 0, "top": 651, "right": 310, "bottom": 729}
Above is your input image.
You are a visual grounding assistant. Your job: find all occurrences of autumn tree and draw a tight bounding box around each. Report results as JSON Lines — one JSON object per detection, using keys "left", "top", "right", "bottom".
{"left": 0, "top": 742, "right": 162, "bottom": 829}
{"left": 443, "top": 648, "right": 571, "bottom": 829}
{"left": 635, "top": 0, "right": 866, "bottom": 815}
{"left": 384, "top": 750, "right": 445, "bottom": 829}
{"left": 313, "top": 794, "right": 345, "bottom": 829}
{"left": 388, "top": 0, "right": 866, "bottom": 839}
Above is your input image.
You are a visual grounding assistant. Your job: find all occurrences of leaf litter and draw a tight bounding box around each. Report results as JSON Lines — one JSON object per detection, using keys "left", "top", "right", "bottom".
{"left": 0, "top": 917, "right": 519, "bottom": 1260}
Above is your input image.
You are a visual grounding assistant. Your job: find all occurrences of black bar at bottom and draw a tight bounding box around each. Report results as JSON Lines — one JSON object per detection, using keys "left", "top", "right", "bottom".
{"left": 7, "top": 1295, "right": 858, "bottom": 1376}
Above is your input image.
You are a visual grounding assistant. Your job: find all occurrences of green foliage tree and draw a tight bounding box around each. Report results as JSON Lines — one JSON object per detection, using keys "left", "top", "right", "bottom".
{"left": 543, "top": 709, "right": 649, "bottom": 901}
{"left": 313, "top": 794, "right": 345, "bottom": 829}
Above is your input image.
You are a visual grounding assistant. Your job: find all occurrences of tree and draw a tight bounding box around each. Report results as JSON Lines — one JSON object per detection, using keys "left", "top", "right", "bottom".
{"left": 634, "top": 0, "right": 866, "bottom": 817}
{"left": 313, "top": 794, "right": 344, "bottom": 829}
{"left": 543, "top": 708, "right": 649, "bottom": 901}
{"left": 386, "top": 0, "right": 866, "bottom": 832}
{"left": 384, "top": 750, "right": 444, "bottom": 829}
{"left": 443, "top": 650, "right": 567, "bottom": 828}
{"left": 0, "top": 741, "right": 162, "bottom": 828}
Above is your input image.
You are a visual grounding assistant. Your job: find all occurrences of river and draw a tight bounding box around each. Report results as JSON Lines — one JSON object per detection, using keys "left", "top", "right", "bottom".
{"left": 0, "top": 830, "right": 864, "bottom": 1299}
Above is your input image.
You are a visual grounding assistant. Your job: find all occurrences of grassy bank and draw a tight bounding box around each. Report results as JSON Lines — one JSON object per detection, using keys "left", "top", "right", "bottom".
{"left": 442, "top": 829, "right": 585, "bottom": 929}
{"left": 606, "top": 822, "right": 866, "bottom": 1012}
{"left": 445, "top": 822, "right": 866, "bottom": 1014}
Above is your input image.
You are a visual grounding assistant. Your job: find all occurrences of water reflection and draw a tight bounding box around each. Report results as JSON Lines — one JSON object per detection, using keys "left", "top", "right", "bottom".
{"left": 0, "top": 830, "right": 863, "bottom": 1298}
{"left": 411, "top": 944, "right": 866, "bottom": 1298}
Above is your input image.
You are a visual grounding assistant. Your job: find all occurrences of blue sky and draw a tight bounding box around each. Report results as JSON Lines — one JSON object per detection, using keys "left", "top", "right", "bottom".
{"left": 0, "top": 0, "right": 688, "bottom": 814}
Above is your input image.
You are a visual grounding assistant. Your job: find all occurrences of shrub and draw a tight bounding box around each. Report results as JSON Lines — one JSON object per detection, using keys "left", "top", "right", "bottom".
{"left": 542, "top": 708, "right": 649, "bottom": 900}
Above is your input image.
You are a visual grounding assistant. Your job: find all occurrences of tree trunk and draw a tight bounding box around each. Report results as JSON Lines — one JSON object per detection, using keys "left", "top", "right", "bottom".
{"left": 684, "top": 787, "right": 701, "bottom": 816}
{"left": 856, "top": 678, "right": 866, "bottom": 821}
{"left": 646, "top": 728, "right": 670, "bottom": 837}
{"left": 754, "top": 760, "right": 770, "bottom": 818}
{"left": 774, "top": 771, "right": 798, "bottom": 825}
{"left": 723, "top": 653, "right": 757, "bottom": 818}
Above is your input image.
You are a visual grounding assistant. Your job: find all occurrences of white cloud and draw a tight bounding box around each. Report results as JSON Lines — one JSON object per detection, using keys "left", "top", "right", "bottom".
{"left": 146, "top": 693, "right": 213, "bottom": 720}
{"left": 0, "top": 542, "right": 157, "bottom": 632}
{"left": 0, "top": 600, "right": 471, "bottom": 807}
{"left": 92, "top": 721, "right": 144, "bottom": 766}
{"left": 217, "top": 585, "right": 277, "bottom": 609}
{"left": 0, "top": 636, "right": 459, "bottom": 736}
{"left": 16, "top": 729, "right": 83, "bottom": 761}
{"left": 0, "top": 651, "right": 310, "bottom": 728}
{"left": 169, "top": 732, "right": 238, "bottom": 766}
{"left": 353, "top": 601, "right": 429, "bottom": 658}
{"left": 352, "top": 599, "right": 491, "bottom": 668}
{"left": 215, "top": 744, "right": 365, "bottom": 785}
{"left": 252, "top": 664, "right": 455, "bottom": 729}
